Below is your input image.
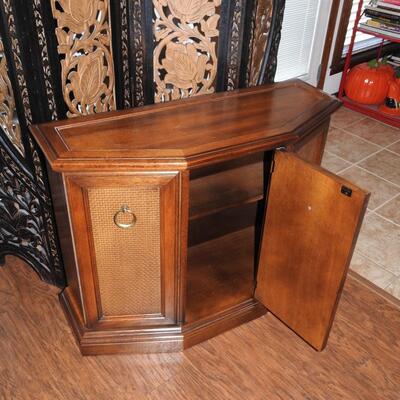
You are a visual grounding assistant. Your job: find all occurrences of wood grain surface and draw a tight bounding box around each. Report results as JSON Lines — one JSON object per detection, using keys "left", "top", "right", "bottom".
{"left": 186, "top": 227, "right": 256, "bottom": 322}
{"left": 1, "top": 256, "right": 399, "bottom": 400}
{"left": 30, "top": 80, "right": 339, "bottom": 171}
{"left": 256, "top": 151, "right": 369, "bottom": 350}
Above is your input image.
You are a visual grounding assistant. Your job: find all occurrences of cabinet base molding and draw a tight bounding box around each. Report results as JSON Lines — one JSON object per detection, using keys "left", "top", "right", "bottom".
{"left": 60, "top": 288, "right": 266, "bottom": 355}
{"left": 60, "top": 289, "right": 184, "bottom": 355}
{"left": 183, "top": 299, "right": 267, "bottom": 349}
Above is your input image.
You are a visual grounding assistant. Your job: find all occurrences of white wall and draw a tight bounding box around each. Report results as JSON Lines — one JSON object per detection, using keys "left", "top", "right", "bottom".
{"left": 322, "top": 0, "right": 345, "bottom": 94}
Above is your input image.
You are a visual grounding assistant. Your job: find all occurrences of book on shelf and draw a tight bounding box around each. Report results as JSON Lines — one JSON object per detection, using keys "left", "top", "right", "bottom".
{"left": 387, "top": 54, "right": 400, "bottom": 67}
{"left": 366, "top": 14, "right": 400, "bottom": 25}
{"left": 376, "top": 0, "right": 400, "bottom": 10}
{"left": 381, "top": 0, "right": 400, "bottom": 4}
{"left": 365, "top": 7, "right": 400, "bottom": 23}
{"left": 359, "top": 22, "right": 400, "bottom": 38}
{"left": 389, "top": 54, "right": 400, "bottom": 62}
{"left": 365, "top": 4, "right": 400, "bottom": 17}
{"left": 366, "top": 18, "right": 400, "bottom": 32}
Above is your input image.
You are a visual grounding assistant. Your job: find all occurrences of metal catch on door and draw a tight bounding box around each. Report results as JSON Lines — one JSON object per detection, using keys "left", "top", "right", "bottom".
{"left": 341, "top": 186, "right": 352, "bottom": 197}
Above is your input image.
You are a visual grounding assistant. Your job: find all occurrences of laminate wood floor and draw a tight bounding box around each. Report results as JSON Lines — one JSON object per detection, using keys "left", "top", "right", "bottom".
{"left": 1, "top": 256, "right": 399, "bottom": 400}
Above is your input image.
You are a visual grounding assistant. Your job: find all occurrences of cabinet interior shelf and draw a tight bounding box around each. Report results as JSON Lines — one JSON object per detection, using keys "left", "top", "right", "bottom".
{"left": 189, "top": 154, "right": 265, "bottom": 220}
{"left": 186, "top": 152, "right": 266, "bottom": 325}
{"left": 185, "top": 226, "right": 256, "bottom": 324}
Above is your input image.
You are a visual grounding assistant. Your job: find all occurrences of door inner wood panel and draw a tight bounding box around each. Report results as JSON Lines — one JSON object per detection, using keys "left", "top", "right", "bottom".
{"left": 255, "top": 151, "right": 369, "bottom": 351}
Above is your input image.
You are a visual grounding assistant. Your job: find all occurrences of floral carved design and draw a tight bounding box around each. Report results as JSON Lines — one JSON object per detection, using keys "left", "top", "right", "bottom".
{"left": 28, "top": 136, "right": 46, "bottom": 193}
{"left": 131, "top": 0, "right": 145, "bottom": 107}
{"left": 51, "top": 0, "right": 116, "bottom": 117}
{"left": 226, "top": 0, "right": 243, "bottom": 91}
{"left": 2, "top": 0, "right": 32, "bottom": 124}
{"left": 33, "top": 0, "right": 58, "bottom": 121}
{"left": 0, "top": 40, "right": 24, "bottom": 156}
{"left": 120, "top": 0, "right": 132, "bottom": 108}
{"left": 0, "top": 147, "right": 65, "bottom": 284}
{"left": 154, "top": 0, "right": 221, "bottom": 102}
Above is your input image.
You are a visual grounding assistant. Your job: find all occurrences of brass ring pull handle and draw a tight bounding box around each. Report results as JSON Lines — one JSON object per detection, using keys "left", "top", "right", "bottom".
{"left": 113, "top": 205, "right": 137, "bottom": 229}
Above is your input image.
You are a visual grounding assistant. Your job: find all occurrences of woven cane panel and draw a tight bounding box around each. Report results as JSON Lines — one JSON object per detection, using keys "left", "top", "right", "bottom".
{"left": 87, "top": 186, "right": 161, "bottom": 316}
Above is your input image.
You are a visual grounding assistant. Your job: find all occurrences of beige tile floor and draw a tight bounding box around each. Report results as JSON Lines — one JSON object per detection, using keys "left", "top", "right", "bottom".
{"left": 322, "top": 107, "right": 400, "bottom": 300}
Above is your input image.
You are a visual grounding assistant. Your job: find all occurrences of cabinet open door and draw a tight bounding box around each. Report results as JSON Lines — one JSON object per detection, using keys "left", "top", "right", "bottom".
{"left": 255, "top": 151, "right": 370, "bottom": 351}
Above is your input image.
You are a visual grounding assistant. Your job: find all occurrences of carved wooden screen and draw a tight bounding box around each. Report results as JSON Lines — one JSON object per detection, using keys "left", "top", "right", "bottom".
{"left": 50, "top": 0, "right": 116, "bottom": 117}
{"left": 0, "top": 0, "right": 286, "bottom": 286}
{"left": 0, "top": 0, "right": 65, "bottom": 285}
{"left": 112, "top": 0, "right": 285, "bottom": 107}
{"left": 0, "top": 40, "right": 23, "bottom": 156}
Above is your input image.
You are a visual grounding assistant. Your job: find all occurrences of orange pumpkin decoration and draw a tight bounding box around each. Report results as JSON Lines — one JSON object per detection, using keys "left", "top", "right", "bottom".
{"left": 380, "top": 63, "right": 395, "bottom": 81}
{"left": 345, "top": 60, "right": 394, "bottom": 105}
{"left": 379, "top": 74, "right": 400, "bottom": 116}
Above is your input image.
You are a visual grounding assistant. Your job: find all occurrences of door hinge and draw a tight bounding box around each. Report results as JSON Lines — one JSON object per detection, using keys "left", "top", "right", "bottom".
{"left": 270, "top": 159, "right": 275, "bottom": 174}
{"left": 271, "top": 146, "right": 286, "bottom": 173}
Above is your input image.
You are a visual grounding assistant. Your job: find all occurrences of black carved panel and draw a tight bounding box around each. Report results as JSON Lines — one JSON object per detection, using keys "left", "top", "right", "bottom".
{"left": 0, "top": 146, "right": 64, "bottom": 285}
{"left": 216, "top": 0, "right": 247, "bottom": 92}
{"left": 260, "top": 0, "right": 286, "bottom": 85}
{"left": 0, "top": 0, "right": 65, "bottom": 286}
{"left": 110, "top": 0, "right": 132, "bottom": 110}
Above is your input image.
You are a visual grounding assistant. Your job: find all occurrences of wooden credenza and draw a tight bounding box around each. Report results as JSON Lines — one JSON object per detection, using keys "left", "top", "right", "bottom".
{"left": 30, "top": 81, "right": 369, "bottom": 355}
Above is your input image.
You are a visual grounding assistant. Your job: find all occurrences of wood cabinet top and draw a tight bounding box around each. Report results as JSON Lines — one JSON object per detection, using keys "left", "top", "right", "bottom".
{"left": 30, "top": 80, "right": 339, "bottom": 171}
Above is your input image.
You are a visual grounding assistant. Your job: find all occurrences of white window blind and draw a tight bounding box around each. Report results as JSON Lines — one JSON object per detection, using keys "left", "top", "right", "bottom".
{"left": 275, "top": 0, "right": 320, "bottom": 81}
{"left": 342, "top": 0, "right": 382, "bottom": 55}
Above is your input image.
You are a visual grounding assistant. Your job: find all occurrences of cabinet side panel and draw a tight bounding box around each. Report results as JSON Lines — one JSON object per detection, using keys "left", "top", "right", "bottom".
{"left": 292, "top": 119, "right": 330, "bottom": 165}
{"left": 87, "top": 186, "right": 161, "bottom": 316}
{"left": 46, "top": 166, "right": 82, "bottom": 308}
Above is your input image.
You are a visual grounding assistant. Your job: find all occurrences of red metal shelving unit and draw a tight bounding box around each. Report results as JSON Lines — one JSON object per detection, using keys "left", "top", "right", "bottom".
{"left": 338, "top": 0, "right": 400, "bottom": 127}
